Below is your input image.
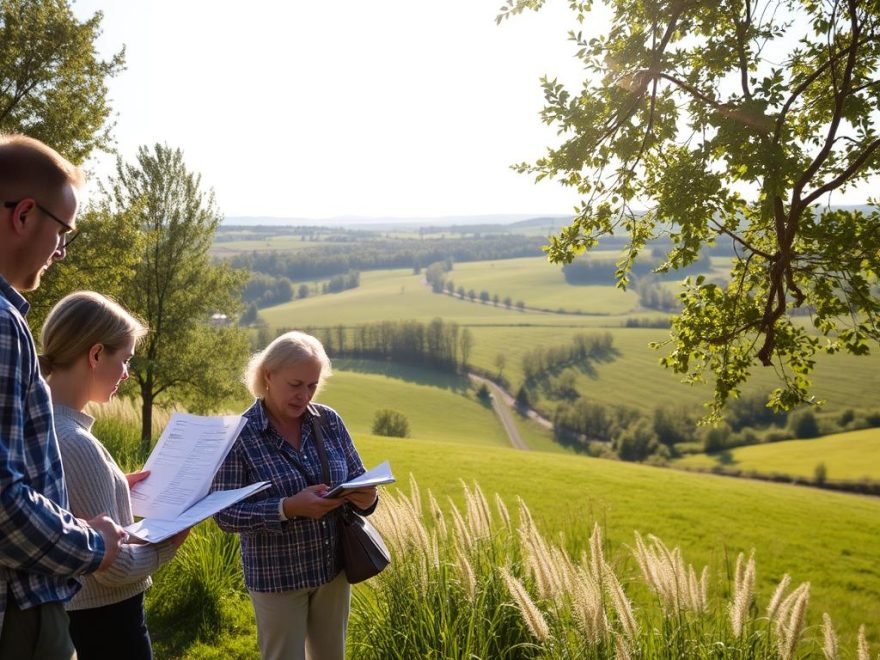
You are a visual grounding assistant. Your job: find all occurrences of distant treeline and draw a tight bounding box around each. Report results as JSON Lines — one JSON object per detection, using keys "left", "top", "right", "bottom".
{"left": 242, "top": 270, "right": 360, "bottom": 309}
{"left": 230, "top": 235, "right": 545, "bottom": 281}
{"left": 562, "top": 250, "right": 713, "bottom": 285}
{"left": 295, "top": 318, "right": 473, "bottom": 372}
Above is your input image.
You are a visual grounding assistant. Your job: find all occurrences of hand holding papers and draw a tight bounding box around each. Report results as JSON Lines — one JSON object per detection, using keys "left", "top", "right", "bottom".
{"left": 126, "top": 413, "right": 268, "bottom": 543}
{"left": 324, "top": 461, "right": 395, "bottom": 498}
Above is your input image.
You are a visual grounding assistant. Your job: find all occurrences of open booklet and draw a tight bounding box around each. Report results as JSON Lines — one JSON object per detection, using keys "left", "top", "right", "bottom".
{"left": 323, "top": 460, "right": 395, "bottom": 498}
{"left": 126, "top": 413, "right": 269, "bottom": 543}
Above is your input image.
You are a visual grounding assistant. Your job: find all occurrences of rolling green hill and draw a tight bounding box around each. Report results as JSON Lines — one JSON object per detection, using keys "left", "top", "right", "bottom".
{"left": 354, "top": 434, "right": 880, "bottom": 647}
{"left": 258, "top": 261, "right": 880, "bottom": 417}
{"left": 313, "top": 362, "right": 559, "bottom": 450}
{"left": 674, "top": 428, "right": 880, "bottom": 482}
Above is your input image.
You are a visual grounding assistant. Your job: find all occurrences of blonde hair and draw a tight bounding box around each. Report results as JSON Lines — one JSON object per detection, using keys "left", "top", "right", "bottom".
{"left": 244, "top": 331, "right": 332, "bottom": 399}
{"left": 39, "top": 291, "right": 147, "bottom": 375}
{"left": 0, "top": 133, "right": 84, "bottom": 204}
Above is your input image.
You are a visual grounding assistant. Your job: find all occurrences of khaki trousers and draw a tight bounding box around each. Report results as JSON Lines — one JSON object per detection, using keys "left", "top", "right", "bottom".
{"left": 249, "top": 571, "right": 350, "bottom": 660}
{"left": 0, "top": 601, "right": 76, "bottom": 660}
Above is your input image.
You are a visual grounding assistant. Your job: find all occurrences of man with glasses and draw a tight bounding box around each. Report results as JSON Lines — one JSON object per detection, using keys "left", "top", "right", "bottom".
{"left": 0, "top": 134, "right": 127, "bottom": 659}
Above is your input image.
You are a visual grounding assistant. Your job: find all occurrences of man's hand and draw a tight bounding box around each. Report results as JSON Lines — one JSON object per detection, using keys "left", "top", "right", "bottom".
{"left": 283, "top": 484, "right": 346, "bottom": 520}
{"left": 87, "top": 514, "right": 127, "bottom": 571}
{"left": 125, "top": 470, "right": 150, "bottom": 490}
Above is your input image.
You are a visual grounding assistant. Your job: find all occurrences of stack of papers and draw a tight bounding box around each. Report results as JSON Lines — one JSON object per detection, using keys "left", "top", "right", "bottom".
{"left": 323, "top": 461, "right": 395, "bottom": 498}
{"left": 126, "top": 413, "right": 268, "bottom": 543}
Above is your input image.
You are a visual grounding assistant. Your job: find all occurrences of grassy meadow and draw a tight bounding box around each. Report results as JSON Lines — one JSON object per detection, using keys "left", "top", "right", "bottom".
{"left": 675, "top": 428, "right": 880, "bottom": 482}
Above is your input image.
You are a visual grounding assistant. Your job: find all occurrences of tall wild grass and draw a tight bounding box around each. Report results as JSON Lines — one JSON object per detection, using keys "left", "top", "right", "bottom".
{"left": 351, "top": 477, "right": 877, "bottom": 660}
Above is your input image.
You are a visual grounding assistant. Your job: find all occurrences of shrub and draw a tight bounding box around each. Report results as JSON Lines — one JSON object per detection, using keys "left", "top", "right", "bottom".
{"left": 789, "top": 409, "right": 820, "bottom": 439}
{"left": 371, "top": 409, "right": 410, "bottom": 438}
{"left": 815, "top": 461, "right": 828, "bottom": 486}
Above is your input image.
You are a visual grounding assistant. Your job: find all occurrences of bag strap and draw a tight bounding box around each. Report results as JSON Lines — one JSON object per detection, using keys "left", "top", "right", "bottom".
{"left": 309, "top": 411, "right": 332, "bottom": 486}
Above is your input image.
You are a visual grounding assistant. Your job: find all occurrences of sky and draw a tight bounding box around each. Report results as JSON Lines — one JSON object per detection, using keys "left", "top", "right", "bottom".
{"left": 71, "top": 1, "right": 875, "bottom": 222}
{"left": 72, "top": 0, "right": 596, "bottom": 221}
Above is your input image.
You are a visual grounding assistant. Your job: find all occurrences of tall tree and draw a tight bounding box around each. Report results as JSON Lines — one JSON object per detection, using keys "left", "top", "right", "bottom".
{"left": 0, "top": 0, "right": 125, "bottom": 162}
{"left": 500, "top": 0, "right": 880, "bottom": 417}
{"left": 108, "top": 144, "right": 250, "bottom": 449}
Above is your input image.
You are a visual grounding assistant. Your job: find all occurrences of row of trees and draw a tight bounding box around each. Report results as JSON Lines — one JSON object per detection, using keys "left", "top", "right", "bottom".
{"left": 295, "top": 319, "right": 474, "bottom": 372}
{"left": 522, "top": 332, "right": 615, "bottom": 383}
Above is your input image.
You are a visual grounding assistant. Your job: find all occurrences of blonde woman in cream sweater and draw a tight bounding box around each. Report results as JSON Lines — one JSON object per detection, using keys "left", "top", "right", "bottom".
{"left": 40, "top": 291, "right": 188, "bottom": 660}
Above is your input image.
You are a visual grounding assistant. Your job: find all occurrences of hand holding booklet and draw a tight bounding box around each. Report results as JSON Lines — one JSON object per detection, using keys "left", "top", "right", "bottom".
{"left": 323, "top": 460, "right": 395, "bottom": 498}
{"left": 125, "top": 413, "right": 269, "bottom": 543}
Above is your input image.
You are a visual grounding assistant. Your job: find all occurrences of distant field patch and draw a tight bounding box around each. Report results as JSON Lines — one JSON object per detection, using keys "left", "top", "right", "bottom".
{"left": 316, "top": 364, "right": 509, "bottom": 448}
{"left": 674, "top": 428, "right": 880, "bottom": 482}
{"left": 448, "top": 256, "right": 639, "bottom": 315}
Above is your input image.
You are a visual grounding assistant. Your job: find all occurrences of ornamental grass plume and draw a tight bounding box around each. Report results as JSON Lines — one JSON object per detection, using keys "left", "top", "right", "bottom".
{"left": 822, "top": 613, "right": 839, "bottom": 660}
{"left": 767, "top": 573, "right": 792, "bottom": 622}
{"left": 730, "top": 549, "right": 756, "bottom": 638}
{"left": 499, "top": 566, "right": 550, "bottom": 643}
{"left": 447, "top": 498, "right": 473, "bottom": 550}
{"left": 613, "top": 633, "right": 632, "bottom": 660}
{"left": 519, "top": 522, "right": 564, "bottom": 600}
{"left": 570, "top": 565, "right": 608, "bottom": 643}
{"left": 589, "top": 522, "right": 605, "bottom": 584}
{"left": 494, "top": 493, "right": 510, "bottom": 530}
{"left": 857, "top": 624, "right": 869, "bottom": 660}
{"left": 633, "top": 532, "right": 708, "bottom": 616}
{"left": 453, "top": 539, "right": 476, "bottom": 599}
{"left": 427, "top": 489, "right": 448, "bottom": 540}
{"left": 777, "top": 582, "right": 810, "bottom": 660}
{"left": 407, "top": 473, "right": 421, "bottom": 514}
{"left": 603, "top": 563, "right": 638, "bottom": 641}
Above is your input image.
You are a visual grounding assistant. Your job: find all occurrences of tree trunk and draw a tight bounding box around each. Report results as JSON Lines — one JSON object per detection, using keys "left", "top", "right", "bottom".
{"left": 140, "top": 380, "right": 153, "bottom": 456}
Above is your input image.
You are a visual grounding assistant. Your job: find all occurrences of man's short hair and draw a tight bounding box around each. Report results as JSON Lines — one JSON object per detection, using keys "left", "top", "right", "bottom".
{"left": 0, "top": 133, "right": 84, "bottom": 202}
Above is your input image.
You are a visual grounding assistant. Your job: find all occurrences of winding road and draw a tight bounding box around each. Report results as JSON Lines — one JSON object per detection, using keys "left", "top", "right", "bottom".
{"left": 468, "top": 374, "right": 552, "bottom": 451}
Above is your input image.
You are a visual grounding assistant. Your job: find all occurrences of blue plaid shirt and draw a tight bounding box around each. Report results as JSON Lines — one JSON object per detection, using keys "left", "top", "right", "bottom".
{"left": 212, "top": 400, "right": 373, "bottom": 592}
{"left": 0, "top": 277, "right": 105, "bottom": 631}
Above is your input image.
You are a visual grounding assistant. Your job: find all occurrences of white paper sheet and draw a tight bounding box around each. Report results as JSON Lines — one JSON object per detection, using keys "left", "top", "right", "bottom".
{"left": 130, "top": 413, "right": 247, "bottom": 520}
{"left": 125, "top": 482, "right": 270, "bottom": 543}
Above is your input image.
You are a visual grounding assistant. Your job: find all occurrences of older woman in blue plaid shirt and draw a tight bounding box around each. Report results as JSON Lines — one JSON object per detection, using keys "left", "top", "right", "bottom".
{"left": 212, "top": 331, "right": 377, "bottom": 660}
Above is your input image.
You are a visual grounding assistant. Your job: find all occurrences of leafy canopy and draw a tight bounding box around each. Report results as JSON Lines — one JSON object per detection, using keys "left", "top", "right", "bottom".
{"left": 108, "top": 144, "right": 250, "bottom": 447}
{"left": 0, "top": 0, "right": 124, "bottom": 162}
{"left": 499, "top": 0, "right": 880, "bottom": 418}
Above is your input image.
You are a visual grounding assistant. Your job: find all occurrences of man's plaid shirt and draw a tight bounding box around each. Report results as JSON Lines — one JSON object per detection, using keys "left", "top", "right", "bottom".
{"left": 212, "top": 400, "right": 374, "bottom": 592}
{"left": 0, "top": 277, "right": 105, "bottom": 632}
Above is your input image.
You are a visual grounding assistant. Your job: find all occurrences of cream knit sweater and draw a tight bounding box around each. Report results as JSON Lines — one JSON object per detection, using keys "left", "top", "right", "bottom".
{"left": 54, "top": 404, "right": 178, "bottom": 610}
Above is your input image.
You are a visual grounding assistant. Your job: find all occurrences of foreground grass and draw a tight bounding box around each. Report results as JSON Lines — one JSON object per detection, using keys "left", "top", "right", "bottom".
{"left": 353, "top": 481, "right": 877, "bottom": 659}
{"left": 675, "top": 428, "right": 880, "bottom": 482}
{"left": 354, "top": 436, "right": 880, "bottom": 649}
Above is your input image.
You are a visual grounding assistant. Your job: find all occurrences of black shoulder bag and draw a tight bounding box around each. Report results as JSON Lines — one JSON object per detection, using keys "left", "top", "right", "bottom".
{"left": 310, "top": 415, "right": 390, "bottom": 584}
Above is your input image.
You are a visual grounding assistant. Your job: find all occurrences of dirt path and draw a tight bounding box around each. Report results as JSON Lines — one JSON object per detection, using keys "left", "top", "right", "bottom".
{"left": 469, "top": 374, "right": 553, "bottom": 450}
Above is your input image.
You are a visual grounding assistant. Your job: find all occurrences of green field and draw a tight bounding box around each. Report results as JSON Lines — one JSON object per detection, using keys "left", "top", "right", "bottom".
{"left": 352, "top": 434, "right": 880, "bottom": 647}
{"left": 447, "top": 255, "right": 639, "bottom": 314}
{"left": 314, "top": 362, "right": 510, "bottom": 447}
{"left": 675, "top": 428, "right": 880, "bottom": 482}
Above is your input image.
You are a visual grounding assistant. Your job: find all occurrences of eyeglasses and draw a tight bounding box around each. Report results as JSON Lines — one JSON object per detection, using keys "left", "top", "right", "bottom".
{"left": 3, "top": 199, "right": 80, "bottom": 248}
